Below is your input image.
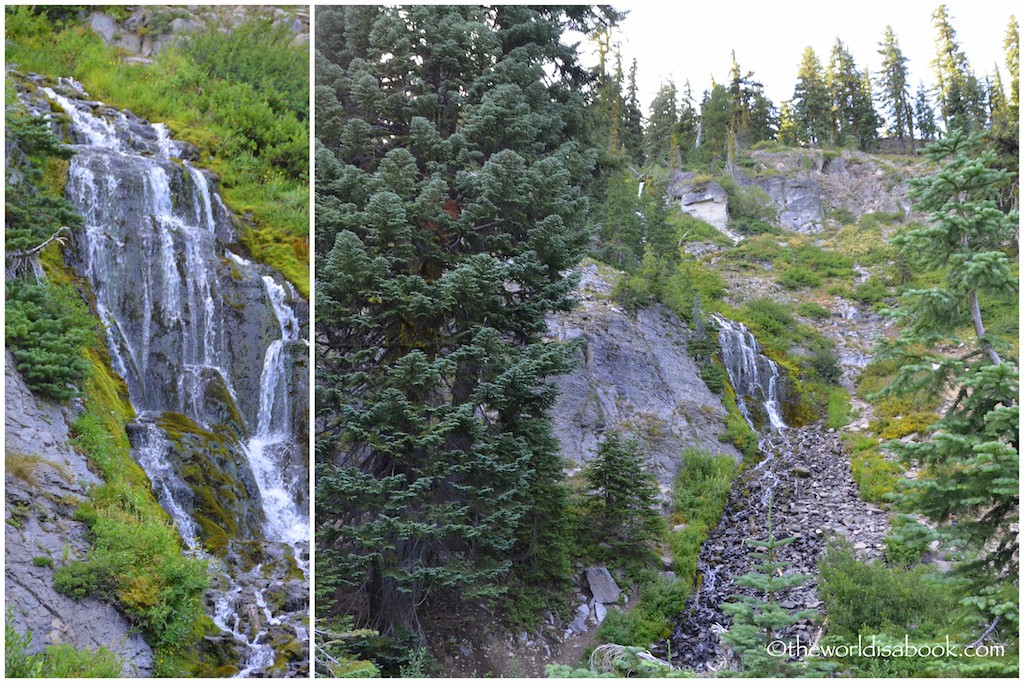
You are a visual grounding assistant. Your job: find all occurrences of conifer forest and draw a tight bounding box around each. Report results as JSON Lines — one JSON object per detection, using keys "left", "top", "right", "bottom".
{"left": 4, "top": 2, "right": 1021, "bottom": 679}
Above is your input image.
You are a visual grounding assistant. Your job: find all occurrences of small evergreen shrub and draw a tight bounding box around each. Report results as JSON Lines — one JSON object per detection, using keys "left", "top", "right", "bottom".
{"left": 796, "top": 301, "right": 831, "bottom": 319}
{"left": 777, "top": 265, "right": 822, "bottom": 289}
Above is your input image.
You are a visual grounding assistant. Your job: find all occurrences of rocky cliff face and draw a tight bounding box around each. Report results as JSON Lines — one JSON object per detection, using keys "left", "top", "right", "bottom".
{"left": 740, "top": 148, "right": 924, "bottom": 233}
{"left": 547, "top": 261, "right": 741, "bottom": 493}
{"left": 5, "top": 353, "right": 154, "bottom": 675}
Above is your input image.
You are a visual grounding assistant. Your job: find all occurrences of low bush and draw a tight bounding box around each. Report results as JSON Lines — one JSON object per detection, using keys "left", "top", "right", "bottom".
{"left": 777, "top": 265, "right": 822, "bottom": 289}
{"left": 796, "top": 301, "right": 831, "bottom": 319}
{"left": 5, "top": 619, "right": 123, "bottom": 678}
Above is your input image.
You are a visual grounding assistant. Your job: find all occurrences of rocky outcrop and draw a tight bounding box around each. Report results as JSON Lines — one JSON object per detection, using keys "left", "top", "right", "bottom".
{"left": 86, "top": 6, "right": 310, "bottom": 59}
{"left": 5, "top": 353, "right": 153, "bottom": 675}
{"left": 547, "top": 262, "right": 741, "bottom": 491}
{"left": 741, "top": 149, "right": 922, "bottom": 234}
{"left": 666, "top": 171, "right": 739, "bottom": 242}
{"left": 661, "top": 426, "right": 890, "bottom": 671}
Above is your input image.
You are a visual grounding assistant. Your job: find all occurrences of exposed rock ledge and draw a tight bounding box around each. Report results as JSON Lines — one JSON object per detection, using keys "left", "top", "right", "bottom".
{"left": 5, "top": 352, "right": 153, "bottom": 675}
{"left": 547, "top": 261, "right": 741, "bottom": 493}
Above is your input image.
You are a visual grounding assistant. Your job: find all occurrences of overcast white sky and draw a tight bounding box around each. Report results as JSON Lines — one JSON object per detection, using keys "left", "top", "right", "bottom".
{"left": 575, "top": 0, "right": 1017, "bottom": 110}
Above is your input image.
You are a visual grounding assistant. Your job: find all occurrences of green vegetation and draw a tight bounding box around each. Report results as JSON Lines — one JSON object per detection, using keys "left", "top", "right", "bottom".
{"left": 314, "top": 5, "right": 614, "bottom": 650}
{"left": 875, "top": 133, "right": 1018, "bottom": 588}
{"left": 576, "top": 432, "right": 665, "bottom": 579}
{"left": 547, "top": 645, "right": 692, "bottom": 677}
{"left": 722, "top": 505, "right": 828, "bottom": 676}
{"left": 5, "top": 618, "right": 123, "bottom": 677}
{"left": 843, "top": 434, "right": 902, "bottom": 504}
{"left": 4, "top": 109, "right": 97, "bottom": 402}
{"left": 4, "top": 6, "right": 309, "bottom": 294}
{"left": 596, "top": 449, "right": 737, "bottom": 649}
{"left": 55, "top": 349, "right": 210, "bottom": 675}
{"left": 818, "top": 538, "right": 1017, "bottom": 677}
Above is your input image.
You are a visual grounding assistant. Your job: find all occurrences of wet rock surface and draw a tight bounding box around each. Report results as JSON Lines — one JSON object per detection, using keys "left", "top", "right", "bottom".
{"left": 657, "top": 426, "right": 890, "bottom": 671}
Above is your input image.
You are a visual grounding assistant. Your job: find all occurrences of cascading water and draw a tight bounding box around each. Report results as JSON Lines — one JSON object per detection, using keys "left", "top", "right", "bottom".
{"left": 35, "top": 77, "right": 308, "bottom": 676}
{"left": 658, "top": 315, "right": 803, "bottom": 671}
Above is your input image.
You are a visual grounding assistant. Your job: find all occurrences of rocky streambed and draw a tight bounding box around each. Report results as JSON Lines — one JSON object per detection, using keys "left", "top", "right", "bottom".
{"left": 657, "top": 423, "right": 890, "bottom": 671}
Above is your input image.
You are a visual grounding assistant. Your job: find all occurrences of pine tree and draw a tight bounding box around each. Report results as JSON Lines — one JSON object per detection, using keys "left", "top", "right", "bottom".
{"left": 792, "top": 47, "right": 830, "bottom": 147}
{"left": 879, "top": 132, "right": 1018, "bottom": 587}
{"left": 621, "top": 58, "right": 646, "bottom": 165}
{"left": 877, "top": 26, "right": 915, "bottom": 152}
{"left": 579, "top": 432, "right": 664, "bottom": 569}
{"left": 314, "top": 5, "right": 601, "bottom": 636}
{"left": 721, "top": 503, "right": 824, "bottom": 676}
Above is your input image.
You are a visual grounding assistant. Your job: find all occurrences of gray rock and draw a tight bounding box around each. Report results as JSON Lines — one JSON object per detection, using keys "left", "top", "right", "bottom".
{"left": 86, "top": 12, "right": 117, "bottom": 42}
{"left": 549, "top": 264, "right": 741, "bottom": 489}
{"left": 586, "top": 567, "right": 621, "bottom": 604}
{"left": 5, "top": 353, "right": 153, "bottom": 675}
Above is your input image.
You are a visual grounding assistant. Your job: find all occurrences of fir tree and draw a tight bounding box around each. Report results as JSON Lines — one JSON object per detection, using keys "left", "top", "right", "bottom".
{"left": 621, "top": 58, "right": 646, "bottom": 165}
{"left": 932, "top": 4, "right": 984, "bottom": 133}
{"left": 579, "top": 432, "right": 664, "bottom": 570}
{"left": 792, "top": 47, "right": 830, "bottom": 147}
{"left": 645, "top": 82, "right": 680, "bottom": 166}
{"left": 877, "top": 26, "right": 915, "bottom": 152}
{"left": 721, "top": 502, "right": 825, "bottom": 676}
{"left": 879, "top": 132, "right": 1018, "bottom": 588}
{"left": 915, "top": 81, "right": 939, "bottom": 141}
{"left": 314, "top": 4, "right": 601, "bottom": 636}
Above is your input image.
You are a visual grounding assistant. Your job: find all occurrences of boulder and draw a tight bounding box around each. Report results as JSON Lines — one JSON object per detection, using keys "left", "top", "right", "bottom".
{"left": 586, "top": 567, "right": 621, "bottom": 604}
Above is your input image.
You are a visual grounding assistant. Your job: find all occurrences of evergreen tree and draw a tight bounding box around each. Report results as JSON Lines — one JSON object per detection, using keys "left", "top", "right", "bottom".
{"left": 777, "top": 100, "right": 799, "bottom": 147}
{"left": 1006, "top": 16, "right": 1020, "bottom": 123}
{"left": 721, "top": 503, "right": 825, "bottom": 676}
{"left": 792, "top": 47, "right": 830, "bottom": 147}
{"left": 725, "top": 52, "right": 776, "bottom": 166}
{"left": 877, "top": 26, "right": 915, "bottom": 152}
{"left": 579, "top": 431, "right": 664, "bottom": 569}
{"left": 932, "top": 4, "right": 984, "bottom": 133}
{"left": 697, "top": 83, "right": 732, "bottom": 167}
{"left": 826, "top": 39, "right": 879, "bottom": 150}
{"left": 645, "top": 82, "right": 680, "bottom": 166}
{"left": 879, "top": 132, "right": 1018, "bottom": 587}
{"left": 621, "top": 58, "right": 646, "bottom": 165}
{"left": 5, "top": 109, "right": 95, "bottom": 402}
{"left": 314, "top": 5, "right": 601, "bottom": 636}
{"left": 915, "top": 81, "right": 939, "bottom": 141}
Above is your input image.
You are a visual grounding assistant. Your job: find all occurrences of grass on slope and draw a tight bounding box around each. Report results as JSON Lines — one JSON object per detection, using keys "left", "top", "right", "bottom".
{"left": 5, "top": 7, "right": 309, "bottom": 295}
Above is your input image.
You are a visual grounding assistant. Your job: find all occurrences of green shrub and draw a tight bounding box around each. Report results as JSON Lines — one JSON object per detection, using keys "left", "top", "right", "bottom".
{"left": 699, "top": 361, "right": 726, "bottom": 394}
{"left": 718, "top": 174, "right": 775, "bottom": 223}
{"left": 849, "top": 448, "right": 902, "bottom": 504}
{"left": 53, "top": 561, "right": 100, "bottom": 599}
{"left": 5, "top": 618, "right": 124, "bottom": 678}
{"left": 32, "top": 556, "right": 53, "bottom": 568}
{"left": 796, "top": 301, "right": 831, "bottom": 319}
{"left": 728, "top": 217, "right": 779, "bottom": 236}
{"left": 669, "top": 449, "right": 737, "bottom": 582}
{"left": 825, "top": 388, "right": 852, "bottom": 429}
{"left": 819, "top": 537, "right": 960, "bottom": 637}
{"left": 852, "top": 276, "right": 890, "bottom": 304}
{"left": 597, "top": 577, "right": 690, "bottom": 647}
{"left": 777, "top": 266, "right": 821, "bottom": 289}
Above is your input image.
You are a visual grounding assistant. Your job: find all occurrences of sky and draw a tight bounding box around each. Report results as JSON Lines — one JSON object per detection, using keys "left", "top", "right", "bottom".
{"left": 575, "top": 0, "right": 1018, "bottom": 111}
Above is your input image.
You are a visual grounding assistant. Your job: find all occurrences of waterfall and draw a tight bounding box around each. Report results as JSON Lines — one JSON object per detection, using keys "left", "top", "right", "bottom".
{"left": 660, "top": 315, "right": 797, "bottom": 670}
{"left": 39, "top": 78, "right": 308, "bottom": 677}
{"left": 710, "top": 315, "right": 786, "bottom": 432}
